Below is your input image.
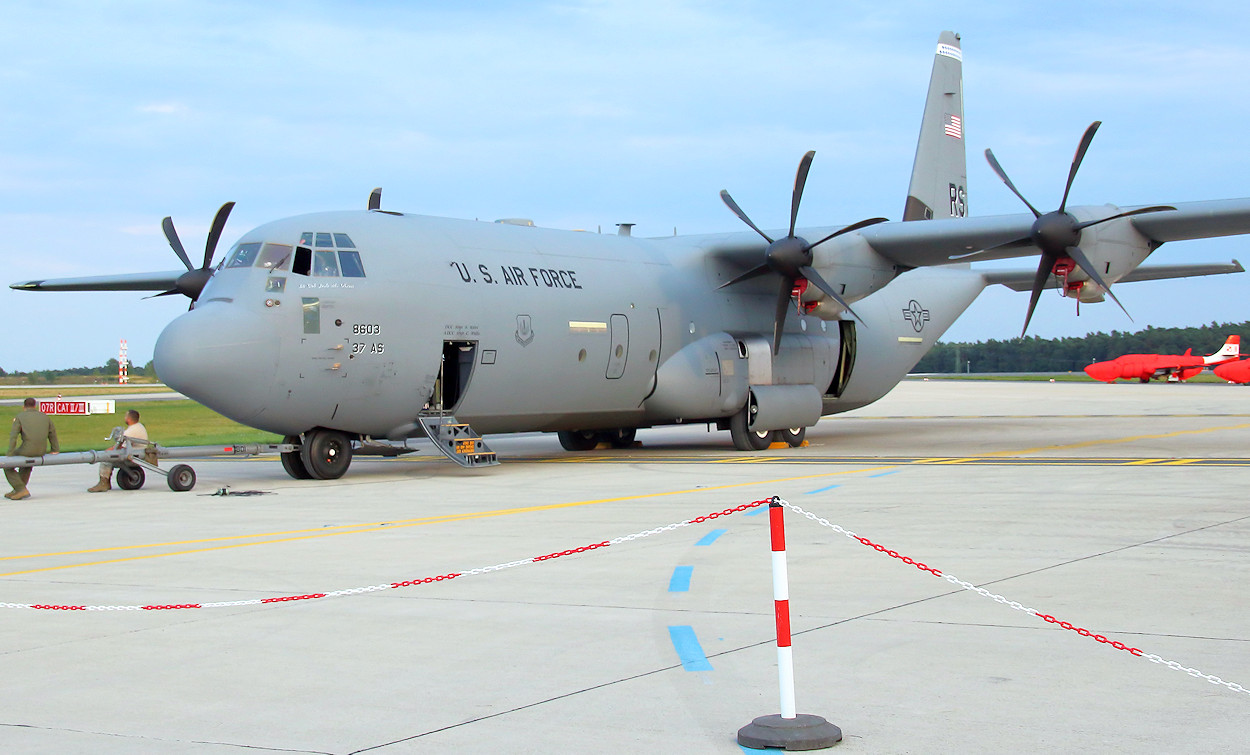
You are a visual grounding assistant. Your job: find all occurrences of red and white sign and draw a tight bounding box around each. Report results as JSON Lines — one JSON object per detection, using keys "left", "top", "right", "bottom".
{"left": 39, "top": 400, "right": 116, "bottom": 416}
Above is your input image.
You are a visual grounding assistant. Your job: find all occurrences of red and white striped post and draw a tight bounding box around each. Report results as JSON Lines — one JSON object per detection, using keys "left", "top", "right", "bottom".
{"left": 738, "top": 497, "right": 843, "bottom": 750}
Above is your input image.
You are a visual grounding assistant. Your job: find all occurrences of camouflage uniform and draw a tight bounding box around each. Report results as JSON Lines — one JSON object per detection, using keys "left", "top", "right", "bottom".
{"left": 6, "top": 404, "right": 59, "bottom": 499}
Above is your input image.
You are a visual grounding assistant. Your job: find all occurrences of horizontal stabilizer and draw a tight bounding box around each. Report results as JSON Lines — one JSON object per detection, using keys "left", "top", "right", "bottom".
{"left": 983, "top": 259, "right": 1243, "bottom": 292}
{"left": 9, "top": 271, "right": 184, "bottom": 292}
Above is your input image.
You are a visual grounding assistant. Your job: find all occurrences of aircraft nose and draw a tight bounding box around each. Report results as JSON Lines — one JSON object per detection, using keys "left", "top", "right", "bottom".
{"left": 154, "top": 305, "right": 278, "bottom": 425}
{"left": 1083, "top": 362, "right": 1121, "bottom": 383}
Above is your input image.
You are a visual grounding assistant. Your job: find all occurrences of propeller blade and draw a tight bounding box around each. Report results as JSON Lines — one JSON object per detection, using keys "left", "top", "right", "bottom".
{"left": 984, "top": 148, "right": 1042, "bottom": 218}
{"left": 1021, "top": 253, "right": 1055, "bottom": 338}
{"left": 771, "top": 277, "right": 794, "bottom": 355}
{"left": 789, "top": 151, "right": 815, "bottom": 238}
{"left": 145, "top": 289, "right": 181, "bottom": 299}
{"left": 1065, "top": 245, "right": 1132, "bottom": 321}
{"left": 368, "top": 187, "right": 382, "bottom": 211}
{"left": 717, "top": 263, "right": 772, "bottom": 290}
{"left": 1074, "top": 205, "right": 1176, "bottom": 231}
{"left": 807, "top": 217, "right": 890, "bottom": 249}
{"left": 202, "top": 202, "right": 236, "bottom": 270}
{"left": 161, "top": 217, "right": 194, "bottom": 272}
{"left": 800, "top": 265, "right": 864, "bottom": 324}
{"left": 1059, "top": 121, "right": 1101, "bottom": 213}
{"left": 720, "top": 190, "right": 773, "bottom": 243}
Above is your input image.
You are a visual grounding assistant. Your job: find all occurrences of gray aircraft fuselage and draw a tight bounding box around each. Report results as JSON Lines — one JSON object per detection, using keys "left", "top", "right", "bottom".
{"left": 153, "top": 211, "right": 982, "bottom": 440}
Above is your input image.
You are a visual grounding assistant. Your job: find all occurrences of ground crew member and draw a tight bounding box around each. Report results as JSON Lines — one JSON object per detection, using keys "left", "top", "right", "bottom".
{"left": 89, "top": 409, "right": 148, "bottom": 493}
{"left": 6, "top": 397, "right": 59, "bottom": 500}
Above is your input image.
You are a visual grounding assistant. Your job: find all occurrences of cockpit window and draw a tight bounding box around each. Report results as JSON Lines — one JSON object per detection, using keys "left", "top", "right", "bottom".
{"left": 226, "top": 242, "right": 261, "bottom": 268}
{"left": 313, "top": 250, "right": 340, "bottom": 277}
{"left": 257, "top": 243, "right": 292, "bottom": 271}
{"left": 339, "top": 250, "right": 366, "bottom": 277}
{"left": 290, "top": 233, "right": 366, "bottom": 278}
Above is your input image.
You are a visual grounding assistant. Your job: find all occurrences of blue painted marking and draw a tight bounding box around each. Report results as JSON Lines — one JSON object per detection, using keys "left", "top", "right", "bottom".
{"left": 745, "top": 506, "right": 768, "bottom": 516}
{"left": 669, "top": 565, "right": 693, "bottom": 592}
{"left": 805, "top": 484, "right": 841, "bottom": 494}
{"left": 695, "top": 528, "right": 727, "bottom": 546}
{"left": 869, "top": 469, "right": 900, "bottom": 478}
{"left": 667, "top": 625, "right": 713, "bottom": 671}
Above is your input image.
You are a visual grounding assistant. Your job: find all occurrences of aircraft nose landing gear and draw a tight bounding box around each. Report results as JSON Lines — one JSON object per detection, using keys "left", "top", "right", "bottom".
{"left": 298, "top": 429, "right": 354, "bottom": 480}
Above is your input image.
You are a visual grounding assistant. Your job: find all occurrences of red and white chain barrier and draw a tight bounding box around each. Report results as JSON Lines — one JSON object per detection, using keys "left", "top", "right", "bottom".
{"left": 0, "top": 500, "right": 768, "bottom": 612}
{"left": 778, "top": 498, "right": 1250, "bottom": 697}
{"left": 3, "top": 493, "right": 1244, "bottom": 699}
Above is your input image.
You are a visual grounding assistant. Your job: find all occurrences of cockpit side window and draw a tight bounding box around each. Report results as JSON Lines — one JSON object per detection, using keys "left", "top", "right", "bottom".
{"left": 293, "top": 246, "right": 312, "bottom": 276}
{"left": 333, "top": 233, "right": 355, "bottom": 248}
{"left": 339, "top": 250, "right": 366, "bottom": 277}
{"left": 226, "top": 242, "right": 261, "bottom": 268}
{"left": 257, "top": 243, "right": 292, "bottom": 271}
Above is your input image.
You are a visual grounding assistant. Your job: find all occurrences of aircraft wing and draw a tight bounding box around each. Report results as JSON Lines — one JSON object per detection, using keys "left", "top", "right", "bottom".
{"left": 858, "top": 198, "right": 1250, "bottom": 268}
{"left": 9, "top": 271, "right": 184, "bottom": 292}
{"left": 1128, "top": 199, "right": 1250, "bottom": 242}
{"left": 983, "top": 259, "right": 1244, "bottom": 292}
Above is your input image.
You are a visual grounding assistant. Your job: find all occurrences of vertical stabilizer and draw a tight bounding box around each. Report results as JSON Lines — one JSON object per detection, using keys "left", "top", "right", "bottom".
{"left": 1205, "top": 335, "right": 1241, "bottom": 363}
{"left": 903, "top": 31, "right": 966, "bottom": 222}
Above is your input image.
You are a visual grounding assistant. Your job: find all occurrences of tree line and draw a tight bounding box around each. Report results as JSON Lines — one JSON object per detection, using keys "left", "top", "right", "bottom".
{"left": 0, "top": 359, "right": 157, "bottom": 384}
{"left": 914, "top": 321, "right": 1250, "bottom": 373}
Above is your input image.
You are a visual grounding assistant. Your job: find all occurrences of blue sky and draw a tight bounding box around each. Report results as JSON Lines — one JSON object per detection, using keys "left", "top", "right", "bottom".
{"left": 3, "top": 1, "right": 1250, "bottom": 371}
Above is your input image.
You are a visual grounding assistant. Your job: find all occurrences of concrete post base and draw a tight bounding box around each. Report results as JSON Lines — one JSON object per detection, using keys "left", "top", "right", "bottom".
{"left": 737, "top": 713, "right": 842, "bottom": 751}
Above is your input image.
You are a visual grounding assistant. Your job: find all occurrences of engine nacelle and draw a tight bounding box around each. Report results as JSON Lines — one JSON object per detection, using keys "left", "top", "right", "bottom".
{"left": 804, "top": 235, "right": 900, "bottom": 320}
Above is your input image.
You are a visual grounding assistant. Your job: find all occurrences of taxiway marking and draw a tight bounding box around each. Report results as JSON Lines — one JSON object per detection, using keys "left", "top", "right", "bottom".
{"left": 0, "top": 465, "right": 897, "bottom": 577}
{"left": 667, "top": 625, "right": 713, "bottom": 671}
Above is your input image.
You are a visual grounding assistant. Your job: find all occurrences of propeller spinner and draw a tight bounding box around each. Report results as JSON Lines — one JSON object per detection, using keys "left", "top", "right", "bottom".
{"left": 719, "top": 151, "right": 887, "bottom": 354}
{"left": 983, "top": 122, "right": 1174, "bottom": 337}
{"left": 156, "top": 202, "right": 236, "bottom": 306}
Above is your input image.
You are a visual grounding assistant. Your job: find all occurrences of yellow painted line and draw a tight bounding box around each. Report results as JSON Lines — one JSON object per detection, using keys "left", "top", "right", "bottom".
{"left": 0, "top": 464, "right": 899, "bottom": 577}
{"left": 986, "top": 422, "right": 1250, "bottom": 457}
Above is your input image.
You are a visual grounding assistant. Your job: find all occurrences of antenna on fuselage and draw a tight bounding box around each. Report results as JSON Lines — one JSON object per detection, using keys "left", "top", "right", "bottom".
{"left": 368, "top": 187, "right": 382, "bottom": 211}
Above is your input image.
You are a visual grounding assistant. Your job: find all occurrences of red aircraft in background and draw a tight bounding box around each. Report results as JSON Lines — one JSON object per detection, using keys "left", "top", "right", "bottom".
{"left": 1214, "top": 352, "right": 1250, "bottom": 383}
{"left": 1084, "top": 336, "right": 1241, "bottom": 383}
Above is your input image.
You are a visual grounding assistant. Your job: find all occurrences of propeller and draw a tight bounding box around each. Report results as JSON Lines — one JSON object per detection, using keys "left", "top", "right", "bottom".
{"left": 983, "top": 121, "right": 1174, "bottom": 337}
{"left": 155, "top": 202, "right": 236, "bottom": 306}
{"left": 718, "top": 150, "right": 888, "bottom": 354}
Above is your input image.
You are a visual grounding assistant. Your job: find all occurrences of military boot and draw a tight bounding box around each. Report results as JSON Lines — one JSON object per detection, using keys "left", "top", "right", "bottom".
{"left": 88, "top": 475, "right": 111, "bottom": 493}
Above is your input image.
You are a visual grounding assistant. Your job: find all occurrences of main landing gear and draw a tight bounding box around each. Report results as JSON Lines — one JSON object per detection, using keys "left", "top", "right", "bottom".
{"left": 728, "top": 405, "right": 807, "bottom": 452}
{"left": 557, "top": 428, "right": 637, "bottom": 451}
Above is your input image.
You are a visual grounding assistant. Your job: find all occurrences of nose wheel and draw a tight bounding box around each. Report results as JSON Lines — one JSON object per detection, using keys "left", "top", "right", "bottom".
{"left": 298, "top": 429, "right": 353, "bottom": 480}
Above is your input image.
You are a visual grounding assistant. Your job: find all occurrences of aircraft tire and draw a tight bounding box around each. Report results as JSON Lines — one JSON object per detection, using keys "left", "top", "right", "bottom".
{"left": 780, "top": 427, "right": 806, "bottom": 447}
{"left": 116, "top": 465, "right": 145, "bottom": 490}
{"left": 300, "top": 429, "right": 353, "bottom": 480}
{"left": 281, "top": 435, "right": 314, "bottom": 480}
{"left": 167, "top": 464, "right": 196, "bottom": 492}
{"left": 602, "top": 428, "right": 637, "bottom": 449}
{"left": 558, "top": 430, "right": 599, "bottom": 452}
{"left": 729, "top": 408, "right": 775, "bottom": 451}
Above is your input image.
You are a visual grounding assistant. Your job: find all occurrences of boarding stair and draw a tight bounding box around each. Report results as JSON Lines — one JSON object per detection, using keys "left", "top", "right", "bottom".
{"left": 417, "top": 412, "right": 499, "bottom": 468}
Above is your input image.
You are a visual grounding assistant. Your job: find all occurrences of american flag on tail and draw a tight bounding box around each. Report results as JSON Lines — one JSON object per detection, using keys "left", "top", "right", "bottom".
{"left": 943, "top": 113, "right": 962, "bottom": 139}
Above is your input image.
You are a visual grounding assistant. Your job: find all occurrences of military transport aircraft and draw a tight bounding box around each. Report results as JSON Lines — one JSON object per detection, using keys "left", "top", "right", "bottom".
{"left": 1084, "top": 335, "right": 1241, "bottom": 383}
{"left": 11, "top": 32, "right": 1250, "bottom": 480}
